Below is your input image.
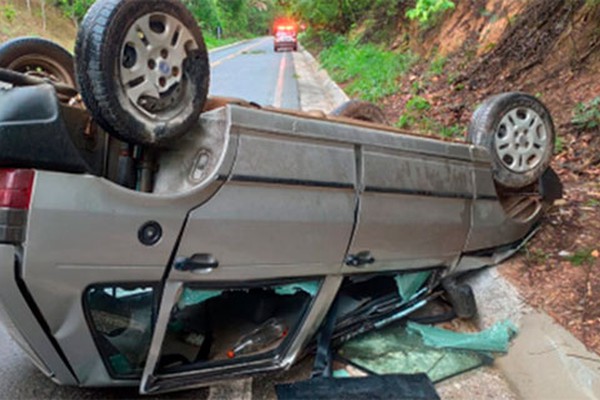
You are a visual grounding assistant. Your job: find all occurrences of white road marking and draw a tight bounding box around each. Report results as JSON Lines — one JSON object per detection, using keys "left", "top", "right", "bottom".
{"left": 210, "top": 38, "right": 270, "bottom": 68}
{"left": 273, "top": 52, "right": 287, "bottom": 108}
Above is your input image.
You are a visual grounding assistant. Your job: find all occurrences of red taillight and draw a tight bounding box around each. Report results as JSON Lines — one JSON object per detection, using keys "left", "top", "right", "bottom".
{"left": 0, "top": 169, "right": 35, "bottom": 210}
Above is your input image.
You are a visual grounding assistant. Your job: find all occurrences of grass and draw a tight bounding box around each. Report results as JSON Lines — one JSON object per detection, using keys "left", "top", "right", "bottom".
{"left": 566, "top": 249, "right": 596, "bottom": 266}
{"left": 204, "top": 35, "right": 246, "bottom": 50}
{"left": 395, "top": 95, "right": 465, "bottom": 138}
{"left": 572, "top": 96, "right": 600, "bottom": 130}
{"left": 1, "top": 4, "right": 16, "bottom": 22}
{"left": 319, "top": 37, "right": 418, "bottom": 102}
{"left": 524, "top": 246, "right": 550, "bottom": 265}
{"left": 585, "top": 198, "right": 600, "bottom": 207}
{"left": 428, "top": 55, "right": 447, "bottom": 76}
{"left": 555, "top": 136, "right": 565, "bottom": 154}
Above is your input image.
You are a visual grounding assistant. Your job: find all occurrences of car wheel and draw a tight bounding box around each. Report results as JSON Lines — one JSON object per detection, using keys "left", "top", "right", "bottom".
{"left": 0, "top": 37, "right": 76, "bottom": 87}
{"left": 468, "top": 92, "right": 555, "bottom": 189}
{"left": 330, "top": 100, "right": 389, "bottom": 125}
{"left": 75, "top": 0, "right": 210, "bottom": 146}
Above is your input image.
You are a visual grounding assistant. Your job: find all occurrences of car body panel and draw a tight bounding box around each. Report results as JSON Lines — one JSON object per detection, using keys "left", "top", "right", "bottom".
{"left": 0, "top": 102, "right": 546, "bottom": 391}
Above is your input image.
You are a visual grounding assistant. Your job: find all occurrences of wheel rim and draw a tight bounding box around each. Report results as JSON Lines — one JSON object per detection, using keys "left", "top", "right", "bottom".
{"left": 7, "top": 55, "right": 74, "bottom": 86}
{"left": 494, "top": 107, "right": 550, "bottom": 173}
{"left": 120, "top": 12, "right": 198, "bottom": 119}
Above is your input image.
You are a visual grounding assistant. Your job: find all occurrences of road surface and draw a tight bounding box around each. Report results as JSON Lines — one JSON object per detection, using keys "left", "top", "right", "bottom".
{"left": 209, "top": 37, "right": 300, "bottom": 109}
{"left": 0, "top": 36, "right": 304, "bottom": 399}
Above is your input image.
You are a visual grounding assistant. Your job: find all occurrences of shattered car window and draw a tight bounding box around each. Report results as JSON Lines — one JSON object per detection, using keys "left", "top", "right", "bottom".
{"left": 85, "top": 285, "right": 155, "bottom": 378}
{"left": 156, "top": 281, "right": 320, "bottom": 373}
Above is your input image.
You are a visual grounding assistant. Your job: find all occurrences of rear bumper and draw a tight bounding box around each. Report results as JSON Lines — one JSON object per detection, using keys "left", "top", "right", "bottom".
{"left": 275, "top": 41, "right": 297, "bottom": 49}
{"left": 0, "top": 244, "right": 77, "bottom": 385}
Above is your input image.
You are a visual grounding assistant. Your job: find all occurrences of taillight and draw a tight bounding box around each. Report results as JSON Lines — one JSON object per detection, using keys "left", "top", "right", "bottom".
{"left": 0, "top": 169, "right": 34, "bottom": 244}
{"left": 0, "top": 169, "right": 35, "bottom": 210}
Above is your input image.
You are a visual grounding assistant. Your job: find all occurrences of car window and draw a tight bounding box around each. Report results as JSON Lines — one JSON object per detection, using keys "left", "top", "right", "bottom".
{"left": 154, "top": 281, "right": 319, "bottom": 373}
{"left": 85, "top": 285, "right": 156, "bottom": 378}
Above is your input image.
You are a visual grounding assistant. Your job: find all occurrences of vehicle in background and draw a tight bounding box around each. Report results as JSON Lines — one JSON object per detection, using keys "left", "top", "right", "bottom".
{"left": 274, "top": 30, "right": 298, "bottom": 52}
{"left": 273, "top": 18, "right": 298, "bottom": 52}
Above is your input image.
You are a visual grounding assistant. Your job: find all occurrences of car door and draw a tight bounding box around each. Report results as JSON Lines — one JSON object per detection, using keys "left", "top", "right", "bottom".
{"left": 139, "top": 106, "right": 356, "bottom": 393}
{"left": 344, "top": 135, "right": 475, "bottom": 274}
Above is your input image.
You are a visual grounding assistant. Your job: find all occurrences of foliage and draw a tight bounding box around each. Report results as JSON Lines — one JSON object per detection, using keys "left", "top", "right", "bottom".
{"left": 319, "top": 37, "right": 417, "bottom": 102}
{"left": 204, "top": 35, "right": 242, "bottom": 50}
{"left": 288, "top": 0, "right": 373, "bottom": 33}
{"left": 566, "top": 249, "right": 595, "bottom": 267}
{"left": 1, "top": 4, "right": 16, "bottom": 22}
{"left": 54, "top": 0, "right": 94, "bottom": 22}
{"left": 396, "top": 96, "right": 431, "bottom": 128}
{"left": 428, "top": 55, "right": 447, "bottom": 76}
{"left": 53, "top": 0, "right": 278, "bottom": 37}
{"left": 406, "top": 0, "right": 455, "bottom": 25}
{"left": 395, "top": 96, "right": 464, "bottom": 138}
{"left": 572, "top": 96, "right": 600, "bottom": 130}
{"left": 554, "top": 136, "right": 564, "bottom": 154}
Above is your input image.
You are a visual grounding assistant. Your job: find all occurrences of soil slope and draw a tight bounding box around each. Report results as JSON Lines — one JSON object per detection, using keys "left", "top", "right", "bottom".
{"left": 379, "top": 0, "right": 600, "bottom": 355}
{"left": 0, "top": 0, "right": 76, "bottom": 51}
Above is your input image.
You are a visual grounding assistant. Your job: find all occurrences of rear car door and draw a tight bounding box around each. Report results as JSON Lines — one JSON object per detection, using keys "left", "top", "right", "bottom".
{"left": 345, "top": 135, "right": 475, "bottom": 273}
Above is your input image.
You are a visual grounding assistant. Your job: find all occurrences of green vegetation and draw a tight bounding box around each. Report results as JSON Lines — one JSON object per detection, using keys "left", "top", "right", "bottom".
{"left": 566, "top": 249, "right": 596, "bottom": 267}
{"left": 524, "top": 246, "right": 550, "bottom": 265}
{"left": 54, "top": 0, "right": 278, "bottom": 38}
{"left": 396, "top": 95, "right": 464, "bottom": 138}
{"left": 555, "top": 136, "right": 565, "bottom": 154}
{"left": 406, "top": 0, "right": 455, "bottom": 25}
{"left": 428, "top": 55, "right": 447, "bottom": 76}
{"left": 319, "top": 37, "right": 417, "bottom": 102}
{"left": 1, "top": 4, "right": 16, "bottom": 22}
{"left": 55, "top": 0, "right": 94, "bottom": 22}
{"left": 397, "top": 96, "right": 431, "bottom": 129}
{"left": 288, "top": 0, "right": 380, "bottom": 33}
{"left": 572, "top": 96, "right": 600, "bottom": 130}
{"left": 585, "top": 198, "right": 600, "bottom": 207}
{"left": 204, "top": 36, "right": 242, "bottom": 50}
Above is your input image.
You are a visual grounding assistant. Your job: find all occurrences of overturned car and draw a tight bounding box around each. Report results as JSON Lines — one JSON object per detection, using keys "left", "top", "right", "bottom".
{"left": 0, "top": 0, "right": 561, "bottom": 395}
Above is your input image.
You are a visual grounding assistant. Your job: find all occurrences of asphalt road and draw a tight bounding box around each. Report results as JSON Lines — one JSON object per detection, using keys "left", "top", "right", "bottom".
{"left": 209, "top": 37, "right": 300, "bottom": 109}
{"left": 0, "top": 36, "right": 301, "bottom": 399}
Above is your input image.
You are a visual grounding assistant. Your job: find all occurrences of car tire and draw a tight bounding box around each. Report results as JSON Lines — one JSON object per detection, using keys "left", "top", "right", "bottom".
{"left": 468, "top": 92, "right": 555, "bottom": 189}
{"left": 330, "top": 100, "right": 389, "bottom": 125}
{"left": 0, "top": 37, "right": 76, "bottom": 87}
{"left": 75, "top": 0, "right": 210, "bottom": 146}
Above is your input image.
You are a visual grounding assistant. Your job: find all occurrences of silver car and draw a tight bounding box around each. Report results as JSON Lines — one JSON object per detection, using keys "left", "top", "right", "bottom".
{"left": 0, "top": 0, "right": 560, "bottom": 395}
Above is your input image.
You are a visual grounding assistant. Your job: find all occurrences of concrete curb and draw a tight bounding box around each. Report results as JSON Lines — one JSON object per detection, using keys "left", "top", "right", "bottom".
{"left": 468, "top": 267, "right": 600, "bottom": 399}
{"left": 292, "top": 44, "right": 349, "bottom": 113}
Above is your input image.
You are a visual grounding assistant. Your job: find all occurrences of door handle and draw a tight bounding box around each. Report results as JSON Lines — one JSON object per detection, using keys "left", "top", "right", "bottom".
{"left": 174, "top": 254, "right": 219, "bottom": 272}
{"left": 345, "top": 251, "right": 375, "bottom": 267}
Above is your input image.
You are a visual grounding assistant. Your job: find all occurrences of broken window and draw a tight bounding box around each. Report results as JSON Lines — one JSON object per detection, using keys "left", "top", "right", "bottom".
{"left": 85, "top": 284, "right": 156, "bottom": 378}
{"left": 156, "top": 280, "right": 320, "bottom": 373}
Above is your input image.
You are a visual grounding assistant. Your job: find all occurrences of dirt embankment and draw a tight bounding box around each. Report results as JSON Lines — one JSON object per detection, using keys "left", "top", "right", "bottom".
{"left": 0, "top": 0, "right": 76, "bottom": 51}
{"left": 379, "top": 0, "right": 600, "bottom": 354}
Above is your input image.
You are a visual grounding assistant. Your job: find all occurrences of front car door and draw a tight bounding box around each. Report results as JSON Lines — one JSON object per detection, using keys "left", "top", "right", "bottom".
{"left": 140, "top": 106, "right": 357, "bottom": 393}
